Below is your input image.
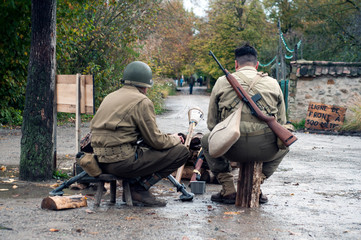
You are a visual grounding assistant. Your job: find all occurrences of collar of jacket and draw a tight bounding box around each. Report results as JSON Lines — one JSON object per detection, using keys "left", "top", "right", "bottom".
{"left": 236, "top": 66, "right": 257, "bottom": 72}
{"left": 122, "top": 84, "right": 146, "bottom": 95}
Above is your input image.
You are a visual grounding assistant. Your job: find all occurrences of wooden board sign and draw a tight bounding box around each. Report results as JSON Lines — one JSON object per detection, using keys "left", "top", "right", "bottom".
{"left": 56, "top": 75, "right": 94, "bottom": 114}
{"left": 305, "top": 102, "right": 347, "bottom": 130}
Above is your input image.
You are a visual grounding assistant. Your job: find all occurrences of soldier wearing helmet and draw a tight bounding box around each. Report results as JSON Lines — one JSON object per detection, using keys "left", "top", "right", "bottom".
{"left": 90, "top": 61, "right": 189, "bottom": 206}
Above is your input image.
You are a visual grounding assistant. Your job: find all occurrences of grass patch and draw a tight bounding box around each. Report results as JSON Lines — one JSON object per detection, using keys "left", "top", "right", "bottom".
{"left": 341, "top": 97, "right": 361, "bottom": 131}
{"left": 291, "top": 119, "right": 305, "bottom": 130}
{"left": 53, "top": 169, "right": 70, "bottom": 180}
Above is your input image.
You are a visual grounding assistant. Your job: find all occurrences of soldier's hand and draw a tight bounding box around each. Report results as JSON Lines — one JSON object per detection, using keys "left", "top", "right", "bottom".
{"left": 173, "top": 133, "right": 185, "bottom": 144}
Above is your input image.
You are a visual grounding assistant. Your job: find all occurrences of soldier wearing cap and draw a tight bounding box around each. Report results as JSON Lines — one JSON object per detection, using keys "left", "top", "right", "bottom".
{"left": 90, "top": 61, "right": 189, "bottom": 206}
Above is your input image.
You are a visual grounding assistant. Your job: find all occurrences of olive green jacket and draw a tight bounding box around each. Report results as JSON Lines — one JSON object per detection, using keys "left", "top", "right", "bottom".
{"left": 207, "top": 66, "right": 287, "bottom": 134}
{"left": 90, "top": 85, "right": 181, "bottom": 163}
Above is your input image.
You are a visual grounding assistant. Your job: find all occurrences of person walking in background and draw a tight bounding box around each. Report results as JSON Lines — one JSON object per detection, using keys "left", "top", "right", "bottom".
{"left": 189, "top": 74, "right": 195, "bottom": 94}
{"left": 180, "top": 75, "right": 184, "bottom": 87}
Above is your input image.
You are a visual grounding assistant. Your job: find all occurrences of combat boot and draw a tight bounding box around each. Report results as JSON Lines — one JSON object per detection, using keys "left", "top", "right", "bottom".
{"left": 259, "top": 190, "right": 268, "bottom": 204}
{"left": 210, "top": 172, "right": 236, "bottom": 204}
{"left": 124, "top": 183, "right": 166, "bottom": 207}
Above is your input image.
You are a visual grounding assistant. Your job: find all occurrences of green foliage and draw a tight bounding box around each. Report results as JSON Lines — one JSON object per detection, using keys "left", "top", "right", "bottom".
{"left": 57, "top": 0, "right": 160, "bottom": 108}
{"left": 263, "top": 0, "right": 361, "bottom": 62}
{"left": 147, "top": 78, "right": 176, "bottom": 114}
{"left": 53, "top": 169, "right": 70, "bottom": 180}
{"left": 1, "top": 0, "right": 361, "bottom": 127}
{"left": 0, "top": 107, "right": 23, "bottom": 126}
{"left": 0, "top": 0, "right": 31, "bottom": 126}
{"left": 192, "top": 0, "right": 277, "bottom": 81}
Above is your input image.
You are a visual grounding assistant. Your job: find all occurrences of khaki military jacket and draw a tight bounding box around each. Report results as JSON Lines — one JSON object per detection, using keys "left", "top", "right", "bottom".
{"left": 207, "top": 66, "right": 287, "bottom": 134}
{"left": 90, "top": 85, "right": 181, "bottom": 163}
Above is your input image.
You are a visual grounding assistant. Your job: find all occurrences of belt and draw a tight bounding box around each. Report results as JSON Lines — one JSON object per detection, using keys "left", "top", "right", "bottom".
{"left": 93, "top": 144, "right": 134, "bottom": 156}
{"left": 241, "top": 128, "right": 273, "bottom": 137}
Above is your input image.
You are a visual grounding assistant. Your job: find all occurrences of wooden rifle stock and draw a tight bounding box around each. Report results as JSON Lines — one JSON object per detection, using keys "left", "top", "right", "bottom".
{"left": 208, "top": 51, "right": 297, "bottom": 147}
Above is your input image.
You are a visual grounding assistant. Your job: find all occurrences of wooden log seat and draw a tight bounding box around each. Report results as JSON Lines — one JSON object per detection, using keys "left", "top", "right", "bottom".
{"left": 235, "top": 161, "right": 263, "bottom": 208}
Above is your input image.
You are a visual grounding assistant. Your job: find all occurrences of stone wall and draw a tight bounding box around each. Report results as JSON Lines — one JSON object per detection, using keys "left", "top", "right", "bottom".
{"left": 288, "top": 60, "right": 361, "bottom": 122}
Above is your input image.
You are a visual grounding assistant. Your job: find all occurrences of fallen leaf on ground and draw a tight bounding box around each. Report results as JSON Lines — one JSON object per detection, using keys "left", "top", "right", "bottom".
{"left": 85, "top": 209, "right": 94, "bottom": 214}
{"left": 49, "top": 228, "right": 59, "bottom": 232}
{"left": 0, "top": 166, "right": 6, "bottom": 172}
{"left": 50, "top": 183, "right": 60, "bottom": 188}
{"left": 288, "top": 230, "right": 301, "bottom": 235}
{"left": 224, "top": 211, "right": 244, "bottom": 215}
{"left": 12, "top": 185, "right": 18, "bottom": 189}
{"left": 3, "top": 179, "right": 15, "bottom": 183}
{"left": 125, "top": 216, "right": 140, "bottom": 221}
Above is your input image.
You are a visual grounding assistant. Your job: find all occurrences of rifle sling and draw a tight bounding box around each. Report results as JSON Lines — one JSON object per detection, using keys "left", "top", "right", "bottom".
{"left": 236, "top": 72, "right": 273, "bottom": 115}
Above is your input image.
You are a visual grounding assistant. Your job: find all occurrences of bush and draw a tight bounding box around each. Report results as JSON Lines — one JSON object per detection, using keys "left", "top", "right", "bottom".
{"left": 147, "top": 78, "right": 176, "bottom": 114}
{"left": 0, "top": 107, "right": 23, "bottom": 126}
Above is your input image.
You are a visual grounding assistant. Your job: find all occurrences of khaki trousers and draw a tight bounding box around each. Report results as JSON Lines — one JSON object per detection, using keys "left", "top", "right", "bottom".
{"left": 99, "top": 144, "right": 189, "bottom": 179}
{"left": 201, "top": 131, "right": 289, "bottom": 178}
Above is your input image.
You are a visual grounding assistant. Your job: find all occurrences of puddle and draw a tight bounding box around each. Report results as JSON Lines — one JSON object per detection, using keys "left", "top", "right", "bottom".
{"left": 0, "top": 165, "right": 96, "bottom": 199}
{"left": 0, "top": 181, "right": 53, "bottom": 199}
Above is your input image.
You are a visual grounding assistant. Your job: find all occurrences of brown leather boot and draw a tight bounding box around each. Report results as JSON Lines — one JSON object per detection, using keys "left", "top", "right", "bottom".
{"left": 125, "top": 183, "right": 166, "bottom": 207}
{"left": 211, "top": 172, "right": 236, "bottom": 204}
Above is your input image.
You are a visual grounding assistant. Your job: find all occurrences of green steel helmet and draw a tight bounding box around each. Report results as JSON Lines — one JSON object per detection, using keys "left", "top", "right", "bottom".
{"left": 122, "top": 61, "right": 153, "bottom": 88}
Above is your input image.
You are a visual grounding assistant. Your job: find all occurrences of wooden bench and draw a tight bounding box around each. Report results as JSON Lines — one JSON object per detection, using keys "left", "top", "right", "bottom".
{"left": 94, "top": 174, "right": 133, "bottom": 207}
{"left": 235, "top": 162, "right": 263, "bottom": 208}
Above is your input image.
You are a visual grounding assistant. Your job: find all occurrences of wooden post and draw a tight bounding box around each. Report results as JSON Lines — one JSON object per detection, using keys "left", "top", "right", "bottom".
{"left": 76, "top": 73, "right": 81, "bottom": 153}
{"left": 53, "top": 77, "right": 58, "bottom": 170}
{"left": 235, "top": 161, "right": 263, "bottom": 208}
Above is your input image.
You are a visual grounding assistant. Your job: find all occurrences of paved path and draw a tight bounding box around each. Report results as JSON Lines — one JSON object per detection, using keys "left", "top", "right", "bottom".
{"left": 1, "top": 85, "right": 361, "bottom": 239}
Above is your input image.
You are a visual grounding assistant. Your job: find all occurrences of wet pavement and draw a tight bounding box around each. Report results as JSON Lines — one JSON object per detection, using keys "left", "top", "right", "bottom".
{"left": 1, "top": 85, "right": 361, "bottom": 239}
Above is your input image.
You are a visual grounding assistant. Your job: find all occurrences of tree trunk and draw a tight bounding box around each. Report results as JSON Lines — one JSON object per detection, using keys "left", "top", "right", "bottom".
{"left": 20, "top": 0, "right": 57, "bottom": 181}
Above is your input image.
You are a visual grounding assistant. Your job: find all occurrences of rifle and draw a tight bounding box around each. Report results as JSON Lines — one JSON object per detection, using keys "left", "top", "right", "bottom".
{"left": 208, "top": 51, "right": 297, "bottom": 147}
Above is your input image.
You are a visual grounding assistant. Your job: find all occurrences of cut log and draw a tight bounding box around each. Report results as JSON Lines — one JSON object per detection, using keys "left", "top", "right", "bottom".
{"left": 41, "top": 195, "right": 87, "bottom": 210}
{"left": 235, "top": 161, "right": 263, "bottom": 208}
